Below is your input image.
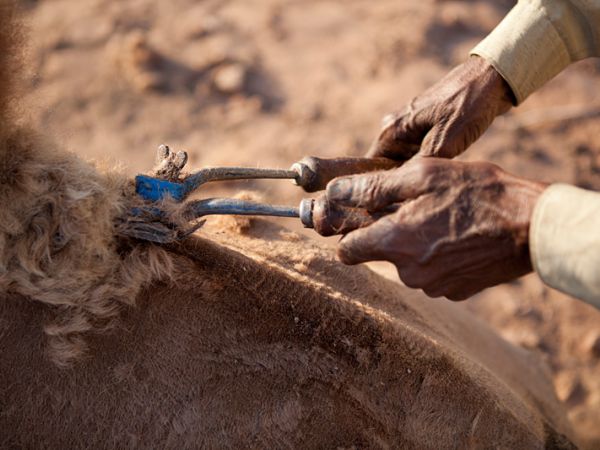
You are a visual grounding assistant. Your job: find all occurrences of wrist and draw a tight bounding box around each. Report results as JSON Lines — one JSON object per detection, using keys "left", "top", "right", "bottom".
{"left": 468, "top": 55, "right": 516, "bottom": 110}
{"left": 501, "top": 171, "right": 549, "bottom": 249}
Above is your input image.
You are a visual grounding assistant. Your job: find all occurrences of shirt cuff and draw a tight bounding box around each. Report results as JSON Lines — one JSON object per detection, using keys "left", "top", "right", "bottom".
{"left": 530, "top": 184, "right": 600, "bottom": 308}
{"left": 470, "top": 0, "right": 572, "bottom": 104}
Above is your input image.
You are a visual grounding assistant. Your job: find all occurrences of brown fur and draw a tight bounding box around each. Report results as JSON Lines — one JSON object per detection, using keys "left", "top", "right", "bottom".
{"left": 0, "top": 0, "right": 23, "bottom": 128}
{"left": 0, "top": 1, "right": 577, "bottom": 447}
{"left": 1, "top": 221, "right": 577, "bottom": 448}
{"left": 0, "top": 1, "right": 173, "bottom": 367}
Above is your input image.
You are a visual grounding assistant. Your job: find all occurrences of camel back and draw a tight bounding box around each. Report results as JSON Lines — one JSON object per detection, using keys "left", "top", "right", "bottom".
{"left": 0, "top": 219, "right": 575, "bottom": 448}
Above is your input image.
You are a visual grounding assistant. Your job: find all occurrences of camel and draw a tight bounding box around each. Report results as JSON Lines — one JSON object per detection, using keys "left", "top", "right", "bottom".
{"left": 1, "top": 219, "right": 578, "bottom": 448}
{"left": 0, "top": 1, "right": 577, "bottom": 448}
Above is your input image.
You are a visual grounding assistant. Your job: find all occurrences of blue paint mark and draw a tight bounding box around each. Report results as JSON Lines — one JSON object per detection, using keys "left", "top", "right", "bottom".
{"left": 135, "top": 175, "right": 187, "bottom": 202}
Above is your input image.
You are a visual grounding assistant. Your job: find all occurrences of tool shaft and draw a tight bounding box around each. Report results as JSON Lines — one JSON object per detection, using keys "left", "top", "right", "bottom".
{"left": 183, "top": 196, "right": 396, "bottom": 237}
{"left": 185, "top": 198, "right": 300, "bottom": 220}
{"left": 185, "top": 168, "right": 298, "bottom": 194}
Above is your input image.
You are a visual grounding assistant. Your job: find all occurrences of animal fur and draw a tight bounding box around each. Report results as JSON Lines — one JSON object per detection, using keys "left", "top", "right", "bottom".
{"left": 1, "top": 219, "right": 578, "bottom": 448}
{"left": 0, "top": 0, "right": 173, "bottom": 367}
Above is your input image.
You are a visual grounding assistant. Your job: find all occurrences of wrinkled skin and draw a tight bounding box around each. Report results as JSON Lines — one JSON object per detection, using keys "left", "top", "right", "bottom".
{"left": 330, "top": 55, "right": 535, "bottom": 298}
{"left": 368, "top": 55, "right": 514, "bottom": 160}
{"left": 326, "top": 159, "right": 547, "bottom": 300}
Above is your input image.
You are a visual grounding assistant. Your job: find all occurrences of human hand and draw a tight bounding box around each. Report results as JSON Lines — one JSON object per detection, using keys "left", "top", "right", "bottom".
{"left": 368, "top": 56, "right": 514, "bottom": 161}
{"left": 326, "top": 159, "right": 547, "bottom": 300}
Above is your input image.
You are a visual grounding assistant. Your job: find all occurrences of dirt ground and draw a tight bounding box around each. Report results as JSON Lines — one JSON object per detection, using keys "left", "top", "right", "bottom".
{"left": 21, "top": 0, "right": 600, "bottom": 447}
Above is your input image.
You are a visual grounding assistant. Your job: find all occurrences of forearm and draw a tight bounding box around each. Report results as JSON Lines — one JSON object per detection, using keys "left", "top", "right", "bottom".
{"left": 530, "top": 184, "right": 600, "bottom": 307}
{"left": 471, "top": 0, "right": 600, "bottom": 104}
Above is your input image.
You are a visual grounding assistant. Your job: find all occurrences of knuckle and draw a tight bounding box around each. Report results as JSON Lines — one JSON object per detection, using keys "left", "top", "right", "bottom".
{"left": 381, "top": 113, "right": 399, "bottom": 130}
{"left": 355, "top": 175, "right": 385, "bottom": 208}
{"left": 469, "top": 160, "right": 499, "bottom": 177}
{"left": 380, "top": 108, "right": 415, "bottom": 140}
{"left": 407, "top": 158, "right": 436, "bottom": 185}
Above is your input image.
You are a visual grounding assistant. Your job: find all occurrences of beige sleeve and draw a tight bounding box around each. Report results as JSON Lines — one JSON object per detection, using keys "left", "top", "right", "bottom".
{"left": 530, "top": 184, "right": 600, "bottom": 307}
{"left": 470, "top": 0, "right": 600, "bottom": 104}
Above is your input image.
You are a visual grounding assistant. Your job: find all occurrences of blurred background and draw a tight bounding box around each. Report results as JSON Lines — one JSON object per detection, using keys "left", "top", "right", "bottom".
{"left": 19, "top": 0, "right": 600, "bottom": 446}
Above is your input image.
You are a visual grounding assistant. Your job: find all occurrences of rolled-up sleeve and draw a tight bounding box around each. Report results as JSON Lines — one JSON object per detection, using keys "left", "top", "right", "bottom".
{"left": 471, "top": 0, "right": 600, "bottom": 104}
{"left": 530, "top": 184, "right": 600, "bottom": 307}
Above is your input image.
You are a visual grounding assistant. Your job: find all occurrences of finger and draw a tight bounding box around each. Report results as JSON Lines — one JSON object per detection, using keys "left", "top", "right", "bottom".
{"left": 366, "top": 109, "right": 431, "bottom": 160}
{"left": 337, "top": 215, "right": 397, "bottom": 265}
{"left": 419, "top": 122, "right": 448, "bottom": 158}
{"left": 423, "top": 277, "right": 481, "bottom": 301}
{"left": 326, "top": 160, "right": 436, "bottom": 210}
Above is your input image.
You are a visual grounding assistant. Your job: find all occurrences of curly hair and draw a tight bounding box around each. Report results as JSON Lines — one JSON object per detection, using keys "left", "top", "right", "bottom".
{"left": 0, "top": 0, "right": 174, "bottom": 367}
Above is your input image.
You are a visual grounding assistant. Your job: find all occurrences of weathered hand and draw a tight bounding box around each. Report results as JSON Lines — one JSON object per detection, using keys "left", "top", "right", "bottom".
{"left": 326, "top": 159, "right": 547, "bottom": 300}
{"left": 368, "top": 56, "right": 514, "bottom": 161}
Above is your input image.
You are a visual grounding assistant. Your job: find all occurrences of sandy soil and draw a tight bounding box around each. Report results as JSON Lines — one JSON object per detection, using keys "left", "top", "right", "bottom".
{"left": 21, "top": 0, "right": 600, "bottom": 447}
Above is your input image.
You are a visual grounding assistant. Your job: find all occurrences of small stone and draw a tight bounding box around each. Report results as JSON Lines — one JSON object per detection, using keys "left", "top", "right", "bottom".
{"left": 183, "top": 14, "right": 223, "bottom": 39}
{"left": 212, "top": 63, "right": 247, "bottom": 94}
{"left": 114, "top": 32, "right": 166, "bottom": 92}
{"left": 126, "top": 32, "right": 162, "bottom": 70}
{"left": 554, "top": 371, "right": 587, "bottom": 405}
{"left": 297, "top": 103, "right": 323, "bottom": 122}
{"left": 500, "top": 327, "right": 541, "bottom": 350}
{"left": 582, "top": 332, "right": 600, "bottom": 358}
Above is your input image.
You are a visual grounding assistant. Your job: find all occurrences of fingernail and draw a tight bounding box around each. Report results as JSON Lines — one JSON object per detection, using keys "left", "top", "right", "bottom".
{"left": 327, "top": 178, "right": 353, "bottom": 202}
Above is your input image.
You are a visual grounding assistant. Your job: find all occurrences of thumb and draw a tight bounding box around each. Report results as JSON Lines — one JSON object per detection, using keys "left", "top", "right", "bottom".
{"left": 337, "top": 216, "right": 394, "bottom": 265}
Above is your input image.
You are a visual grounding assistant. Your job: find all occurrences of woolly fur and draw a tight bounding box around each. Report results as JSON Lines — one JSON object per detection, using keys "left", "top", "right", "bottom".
{"left": 0, "top": 1, "right": 174, "bottom": 367}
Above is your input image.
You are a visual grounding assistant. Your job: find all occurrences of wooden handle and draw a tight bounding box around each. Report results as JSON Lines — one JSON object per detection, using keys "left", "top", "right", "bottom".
{"left": 292, "top": 156, "right": 399, "bottom": 193}
{"left": 302, "top": 195, "right": 397, "bottom": 237}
